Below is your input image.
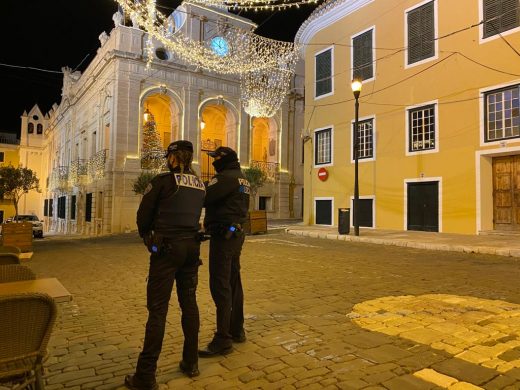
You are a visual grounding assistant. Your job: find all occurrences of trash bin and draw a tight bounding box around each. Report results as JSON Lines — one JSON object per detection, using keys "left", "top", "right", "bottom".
{"left": 338, "top": 208, "right": 350, "bottom": 235}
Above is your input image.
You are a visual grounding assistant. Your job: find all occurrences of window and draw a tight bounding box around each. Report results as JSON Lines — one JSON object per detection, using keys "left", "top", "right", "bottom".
{"left": 28, "top": 123, "right": 34, "bottom": 134}
{"left": 44, "top": 199, "right": 48, "bottom": 217}
{"left": 485, "top": 84, "right": 520, "bottom": 141}
{"left": 86, "top": 193, "right": 93, "bottom": 222}
{"left": 353, "top": 119, "right": 374, "bottom": 160}
{"left": 314, "top": 128, "right": 332, "bottom": 166}
{"left": 49, "top": 199, "right": 54, "bottom": 217}
{"left": 71, "top": 195, "right": 76, "bottom": 220}
{"left": 58, "top": 196, "right": 66, "bottom": 219}
{"left": 352, "top": 29, "right": 374, "bottom": 81}
{"left": 259, "top": 196, "right": 272, "bottom": 211}
{"left": 315, "top": 198, "right": 333, "bottom": 225}
{"left": 408, "top": 104, "right": 436, "bottom": 152}
{"left": 407, "top": 1, "right": 435, "bottom": 65}
{"left": 0, "top": 152, "right": 4, "bottom": 163}
{"left": 37, "top": 124, "right": 43, "bottom": 134}
{"left": 315, "top": 48, "right": 333, "bottom": 98}
{"left": 483, "top": 0, "right": 519, "bottom": 38}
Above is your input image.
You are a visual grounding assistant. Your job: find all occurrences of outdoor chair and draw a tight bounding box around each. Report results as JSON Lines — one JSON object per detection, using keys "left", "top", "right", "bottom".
{"left": 0, "top": 293, "right": 57, "bottom": 390}
{"left": 0, "top": 254, "right": 21, "bottom": 266}
{"left": 0, "top": 265, "right": 36, "bottom": 283}
{"left": 0, "top": 246, "right": 21, "bottom": 255}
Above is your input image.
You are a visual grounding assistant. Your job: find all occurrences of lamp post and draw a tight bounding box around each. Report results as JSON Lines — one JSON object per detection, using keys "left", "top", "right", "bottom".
{"left": 351, "top": 79, "right": 362, "bottom": 236}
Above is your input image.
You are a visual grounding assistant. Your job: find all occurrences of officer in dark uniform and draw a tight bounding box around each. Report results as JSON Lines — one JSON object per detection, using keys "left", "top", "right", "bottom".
{"left": 198, "top": 146, "right": 250, "bottom": 357}
{"left": 125, "top": 140, "right": 205, "bottom": 390}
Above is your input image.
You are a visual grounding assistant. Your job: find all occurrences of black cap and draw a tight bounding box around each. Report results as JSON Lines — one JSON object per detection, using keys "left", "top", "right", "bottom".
{"left": 207, "top": 146, "right": 237, "bottom": 159}
{"left": 164, "top": 140, "right": 194, "bottom": 157}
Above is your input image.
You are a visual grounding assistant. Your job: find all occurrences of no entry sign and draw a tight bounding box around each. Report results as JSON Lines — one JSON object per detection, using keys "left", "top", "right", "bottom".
{"left": 317, "top": 167, "right": 329, "bottom": 181}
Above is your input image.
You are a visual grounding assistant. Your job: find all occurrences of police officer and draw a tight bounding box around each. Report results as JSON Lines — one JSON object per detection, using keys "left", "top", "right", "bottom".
{"left": 125, "top": 140, "right": 205, "bottom": 390}
{"left": 199, "top": 146, "right": 250, "bottom": 357}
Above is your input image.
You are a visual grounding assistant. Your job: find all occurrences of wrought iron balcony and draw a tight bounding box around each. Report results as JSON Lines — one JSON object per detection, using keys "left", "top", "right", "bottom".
{"left": 250, "top": 160, "right": 279, "bottom": 182}
{"left": 69, "top": 159, "right": 88, "bottom": 186}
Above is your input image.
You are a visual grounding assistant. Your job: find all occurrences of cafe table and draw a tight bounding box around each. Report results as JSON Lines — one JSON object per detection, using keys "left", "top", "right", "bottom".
{"left": 0, "top": 278, "right": 72, "bottom": 303}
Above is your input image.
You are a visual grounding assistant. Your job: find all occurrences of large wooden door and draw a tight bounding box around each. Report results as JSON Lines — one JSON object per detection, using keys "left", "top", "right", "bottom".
{"left": 493, "top": 156, "right": 520, "bottom": 231}
{"left": 407, "top": 182, "right": 439, "bottom": 232}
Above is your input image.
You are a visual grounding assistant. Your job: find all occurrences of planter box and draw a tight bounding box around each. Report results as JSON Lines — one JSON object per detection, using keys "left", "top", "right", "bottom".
{"left": 1, "top": 222, "right": 33, "bottom": 252}
{"left": 243, "top": 210, "right": 267, "bottom": 235}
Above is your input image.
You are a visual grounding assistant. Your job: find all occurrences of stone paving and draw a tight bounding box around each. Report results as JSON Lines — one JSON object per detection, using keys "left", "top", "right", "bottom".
{"left": 5, "top": 232, "right": 520, "bottom": 389}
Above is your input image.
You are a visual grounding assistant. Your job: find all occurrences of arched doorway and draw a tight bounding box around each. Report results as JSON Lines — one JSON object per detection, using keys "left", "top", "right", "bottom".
{"left": 199, "top": 101, "right": 238, "bottom": 182}
{"left": 140, "top": 91, "right": 181, "bottom": 170}
{"left": 251, "top": 117, "right": 279, "bottom": 181}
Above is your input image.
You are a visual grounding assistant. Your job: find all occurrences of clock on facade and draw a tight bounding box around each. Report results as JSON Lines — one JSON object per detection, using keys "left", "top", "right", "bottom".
{"left": 210, "top": 36, "right": 229, "bottom": 57}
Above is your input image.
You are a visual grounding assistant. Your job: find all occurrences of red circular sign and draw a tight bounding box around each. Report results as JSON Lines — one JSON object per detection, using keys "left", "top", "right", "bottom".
{"left": 317, "top": 167, "right": 329, "bottom": 181}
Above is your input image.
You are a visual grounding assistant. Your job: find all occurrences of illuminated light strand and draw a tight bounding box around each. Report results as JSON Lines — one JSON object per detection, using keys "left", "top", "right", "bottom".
{"left": 116, "top": 0, "right": 301, "bottom": 117}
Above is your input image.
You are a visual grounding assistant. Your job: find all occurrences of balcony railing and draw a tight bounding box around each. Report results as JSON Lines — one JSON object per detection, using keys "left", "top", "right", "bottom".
{"left": 250, "top": 160, "right": 279, "bottom": 182}
{"left": 87, "top": 149, "right": 108, "bottom": 182}
{"left": 69, "top": 159, "right": 88, "bottom": 186}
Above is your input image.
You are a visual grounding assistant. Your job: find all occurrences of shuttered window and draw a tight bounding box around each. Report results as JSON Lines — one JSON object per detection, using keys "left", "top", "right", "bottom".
{"left": 315, "top": 48, "right": 332, "bottom": 97}
{"left": 86, "top": 193, "right": 93, "bottom": 222}
{"left": 353, "top": 30, "right": 373, "bottom": 81}
{"left": 407, "top": 1, "right": 435, "bottom": 65}
{"left": 483, "top": 0, "right": 519, "bottom": 38}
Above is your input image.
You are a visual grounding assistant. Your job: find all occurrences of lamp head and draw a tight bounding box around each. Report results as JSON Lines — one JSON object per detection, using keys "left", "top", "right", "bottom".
{"left": 200, "top": 120, "right": 206, "bottom": 130}
{"left": 351, "top": 79, "right": 362, "bottom": 99}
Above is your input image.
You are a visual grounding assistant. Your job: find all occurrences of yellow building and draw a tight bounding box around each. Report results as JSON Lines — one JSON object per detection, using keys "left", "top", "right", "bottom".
{"left": 296, "top": 0, "right": 520, "bottom": 234}
{"left": 0, "top": 133, "right": 21, "bottom": 223}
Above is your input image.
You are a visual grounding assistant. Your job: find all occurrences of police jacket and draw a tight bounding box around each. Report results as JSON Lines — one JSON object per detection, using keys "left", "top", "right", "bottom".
{"left": 137, "top": 167, "right": 205, "bottom": 238}
{"left": 204, "top": 161, "right": 250, "bottom": 229}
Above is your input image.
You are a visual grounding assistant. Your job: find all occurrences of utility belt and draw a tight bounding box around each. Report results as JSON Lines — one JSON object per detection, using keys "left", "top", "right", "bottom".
{"left": 144, "top": 231, "right": 202, "bottom": 254}
{"left": 209, "top": 223, "right": 243, "bottom": 240}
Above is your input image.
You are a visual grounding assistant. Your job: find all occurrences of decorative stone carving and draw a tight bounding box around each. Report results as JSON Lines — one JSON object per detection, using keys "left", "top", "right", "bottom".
{"left": 112, "top": 11, "right": 123, "bottom": 27}
{"left": 98, "top": 32, "right": 109, "bottom": 46}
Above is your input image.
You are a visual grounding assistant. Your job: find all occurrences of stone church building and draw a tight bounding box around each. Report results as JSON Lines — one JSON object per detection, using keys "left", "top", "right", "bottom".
{"left": 21, "top": 2, "right": 304, "bottom": 235}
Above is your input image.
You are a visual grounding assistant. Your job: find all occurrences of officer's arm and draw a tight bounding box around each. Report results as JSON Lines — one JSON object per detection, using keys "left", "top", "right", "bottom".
{"left": 136, "top": 177, "right": 162, "bottom": 237}
{"left": 204, "top": 174, "right": 236, "bottom": 207}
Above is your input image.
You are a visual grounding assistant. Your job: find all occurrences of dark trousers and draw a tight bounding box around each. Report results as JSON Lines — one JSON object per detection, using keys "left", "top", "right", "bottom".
{"left": 208, "top": 234, "right": 245, "bottom": 346}
{"left": 135, "top": 237, "right": 200, "bottom": 382}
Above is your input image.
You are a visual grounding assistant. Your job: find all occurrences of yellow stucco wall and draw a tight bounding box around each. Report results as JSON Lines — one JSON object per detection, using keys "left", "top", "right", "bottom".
{"left": 302, "top": 0, "right": 520, "bottom": 234}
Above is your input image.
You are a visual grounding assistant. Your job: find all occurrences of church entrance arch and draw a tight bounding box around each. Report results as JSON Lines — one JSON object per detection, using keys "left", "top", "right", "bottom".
{"left": 199, "top": 99, "right": 238, "bottom": 182}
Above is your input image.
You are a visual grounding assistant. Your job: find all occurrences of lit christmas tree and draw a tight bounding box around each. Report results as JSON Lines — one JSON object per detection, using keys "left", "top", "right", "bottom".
{"left": 141, "top": 111, "right": 165, "bottom": 171}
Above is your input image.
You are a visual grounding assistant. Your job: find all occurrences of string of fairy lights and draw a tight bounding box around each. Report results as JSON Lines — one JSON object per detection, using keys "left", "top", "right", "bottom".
{"left": 115, "top": 0, "right": 303, "bottom": 117}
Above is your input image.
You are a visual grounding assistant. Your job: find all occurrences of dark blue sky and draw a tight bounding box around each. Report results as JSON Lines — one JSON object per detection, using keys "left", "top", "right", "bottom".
{"left": 0, "top": 0, "right": 315, "bottom": 136}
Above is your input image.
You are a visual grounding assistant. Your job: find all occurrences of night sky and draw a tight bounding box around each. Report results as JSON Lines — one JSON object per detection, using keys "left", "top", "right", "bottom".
{"left": 0, "top": 0, "right": 316, "bottom": 137}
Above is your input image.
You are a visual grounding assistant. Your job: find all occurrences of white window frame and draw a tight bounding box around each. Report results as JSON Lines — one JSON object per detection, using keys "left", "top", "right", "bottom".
{"left": 314, "top": 196, "right": 334, "bottom": 226}
{"left": 405, "top": 100, "right": 439, "bottom": 156}
{"left": 350, "top": 26, "right": 376, "bottom": 83}
{"left": 404, "top": 0, "right": 439, "bottom": 69}
{"left": 403, "top": 177, "right": 443, "bottom": 232}
{"left": 351, "top": 114, "right": 376, "bottom": 163}
{"left": 479, "top": 0, "right": 520, "bottom": 43}
{"left": 479, "top": 80, "right": 520, "bottom": 146}
{"left": 313, "top": 126, "right": 334, "bottom": 168}
{"left": 349, "top": 195, "right": 376, "bottom": 229}
{"left": 314, "top": 46, "right": 334, "bottom": 100}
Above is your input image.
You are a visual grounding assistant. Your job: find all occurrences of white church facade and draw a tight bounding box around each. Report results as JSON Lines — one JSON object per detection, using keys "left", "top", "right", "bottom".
{"left": 21, "top": 3, "right": 305, "bottom": 235}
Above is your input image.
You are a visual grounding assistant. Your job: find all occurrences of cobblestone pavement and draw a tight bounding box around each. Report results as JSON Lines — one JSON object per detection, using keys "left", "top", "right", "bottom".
{"left": 8, "top": 233, "right": 520, "bottom": 389}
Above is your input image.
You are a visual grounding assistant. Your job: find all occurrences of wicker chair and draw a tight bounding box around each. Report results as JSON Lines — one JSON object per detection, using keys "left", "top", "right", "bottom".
{"left": 0, "top": 265, "right": 36, "bottom": 283}
{"left": 0, "top": 254, "right": 21, "bottom": 265}
{"left": 0, "top": 293, "right": 57, "bottom": 390}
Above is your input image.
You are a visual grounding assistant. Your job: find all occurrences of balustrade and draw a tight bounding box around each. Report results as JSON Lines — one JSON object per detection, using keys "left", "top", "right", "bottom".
{"left": 250, "top": 160, "right": 279, "bottom": 181}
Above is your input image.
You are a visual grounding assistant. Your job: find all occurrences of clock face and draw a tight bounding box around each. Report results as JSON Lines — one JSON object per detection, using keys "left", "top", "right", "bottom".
{"left": 210, "top": 37, "right": 229, "bottom": 57}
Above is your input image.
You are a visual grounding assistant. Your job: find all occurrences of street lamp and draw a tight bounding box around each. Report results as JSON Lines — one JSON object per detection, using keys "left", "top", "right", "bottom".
{"left": 143, "top": 106, "right": 151, "bottom": 123}
{"left": 351, "top": 79, "right": 362, "bottom": 236}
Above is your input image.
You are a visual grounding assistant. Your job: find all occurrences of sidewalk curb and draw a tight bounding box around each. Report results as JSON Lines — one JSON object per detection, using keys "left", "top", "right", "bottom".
{"left": 286, "top": 228, "right": 520, "bottom": 258}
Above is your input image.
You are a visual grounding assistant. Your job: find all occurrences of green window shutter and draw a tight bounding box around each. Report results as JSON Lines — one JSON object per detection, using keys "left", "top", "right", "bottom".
{"left": 407, "top": 1, "right": 435, "bottom": 65}
{"left": 315, "top": 49, "right": 332, "bottom": 97}
{"left": 484, "top": 0, "right": 519, "bottom": 38}
{"left": 353, "top": 30, "right": 373, "bottom": 81}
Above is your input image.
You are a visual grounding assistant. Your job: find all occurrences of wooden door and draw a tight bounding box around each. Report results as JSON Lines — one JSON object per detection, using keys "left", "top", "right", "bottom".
{"left": 407, "top": 182, "right": 439, "bottom": 232}
{"left": 493, "top": 156, "right": 520, "bottom": 231}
